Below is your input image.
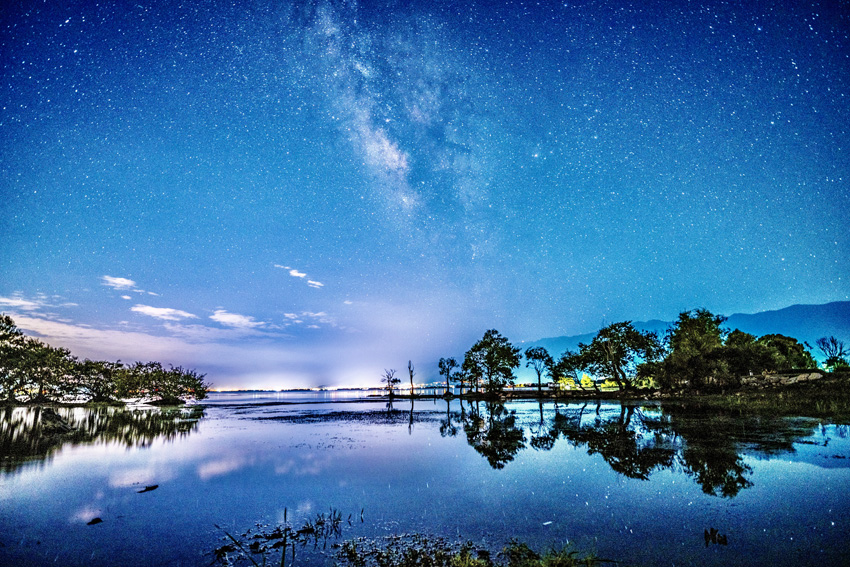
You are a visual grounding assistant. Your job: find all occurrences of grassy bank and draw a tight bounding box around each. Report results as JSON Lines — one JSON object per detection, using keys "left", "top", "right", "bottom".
{"left": 675, "top": 375, "right": 850, "bottom": 421}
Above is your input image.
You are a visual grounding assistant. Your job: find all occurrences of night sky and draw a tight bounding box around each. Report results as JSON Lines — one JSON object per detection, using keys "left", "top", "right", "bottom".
{"left": 2, "top": 0, "right": 848, "bottom": 389}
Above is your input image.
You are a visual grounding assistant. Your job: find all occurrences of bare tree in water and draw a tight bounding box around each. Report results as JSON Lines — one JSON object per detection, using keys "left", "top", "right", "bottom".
{"left": 381, "top": 369, "right": 400, "bottom": 397}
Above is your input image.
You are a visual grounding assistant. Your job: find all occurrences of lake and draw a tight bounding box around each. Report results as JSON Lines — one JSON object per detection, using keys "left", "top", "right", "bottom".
{"left": 1, "top": 392, "right": 848, "bottom": 566}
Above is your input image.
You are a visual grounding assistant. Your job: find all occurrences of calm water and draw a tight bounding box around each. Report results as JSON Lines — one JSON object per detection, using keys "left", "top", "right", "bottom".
{"left": 1, "top": 394, "right": 848, "bottom": 566}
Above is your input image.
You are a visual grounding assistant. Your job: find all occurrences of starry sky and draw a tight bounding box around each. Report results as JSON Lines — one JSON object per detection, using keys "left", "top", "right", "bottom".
{"left": 1, "top": 0, "right": 848, "bottom": 389}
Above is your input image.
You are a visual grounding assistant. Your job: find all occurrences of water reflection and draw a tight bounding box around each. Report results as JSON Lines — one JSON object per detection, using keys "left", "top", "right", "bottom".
{"left": 0, "top": 404, "right": 205, "bottom": 474}
{"left": 462, "top": 401, "right": 526, "bottom": 469}
{"left": 435, "top": 399, "right": 847, "bottom": 497}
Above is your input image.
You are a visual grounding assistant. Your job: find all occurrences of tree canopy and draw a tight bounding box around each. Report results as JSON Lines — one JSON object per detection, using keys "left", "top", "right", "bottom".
{"left": 462, "top": 330, "right": 521, "bottom": 395}
{"left": 0, "top": 314, "right": 209, "bottom": 404}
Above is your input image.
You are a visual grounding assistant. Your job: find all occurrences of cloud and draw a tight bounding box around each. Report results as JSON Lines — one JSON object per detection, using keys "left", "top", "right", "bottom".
{"left": 210, "top": 310, "right": 265, "bottom": 329}
{"left": 275, "top": 264, "right": 324, "bottom": 289}
{"left": 131, "top": 304, "right": 197, "bottom": 321}
{"left": 121, "top": 295, "right": 132, "bottom": 300}
{"left": 0, "top": 293, "right": 77, "bottom": 312}
{"left": 0, "top": 295, "right": 44, "bottom": 311}
{"left": 101, "top": 276, "right": 137, "bottom": 290}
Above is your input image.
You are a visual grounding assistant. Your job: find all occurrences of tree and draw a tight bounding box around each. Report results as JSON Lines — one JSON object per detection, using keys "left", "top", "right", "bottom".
{"left": 453, "top": 368, "right": 470, "bottom": 397}
{"left": 658, "top": 309, "right": 730, "bottom": 390}
{"left": 462, "top": 330, "right": 521, "bottom": 395}
{"left": 0, "top": 315, "right": 28, "bottom": 402}
{"left": 438, "top": 357, "right": 458, "bottom": 395}
{"left": 407, "top": 360, "right": 416, "bottom": 395}
{"left": 380, "top": 368, "right": 400, "bottom": 397}
{"left": 553, "top": 349, "right": 596, "bottom": 391}
{"left": 756, "top": 334, "right": 816, "bottom": 370}
{"left": 722, "top": 330, "right": 772, "bottom": 376}
{"left": 816, "top": 336, "right": 849, "bottom": 371}
{"left": 524, "top": 346, "right": 553, "bottom": 395}
{"left": 24, "top": 341, "right": 75, "bottom": 402}
{"left": 577, "top": 322, "right": 663, "bottom": 391}
{"left": 68, "top": 359, "right": 124, "bottom": 403}
{"left": 121, "top": 362, "right": 209, "bottom": 404}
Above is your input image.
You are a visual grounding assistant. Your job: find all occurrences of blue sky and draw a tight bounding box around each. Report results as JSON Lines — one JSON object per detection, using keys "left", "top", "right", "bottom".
{"left": 1, "top": 0, "right": 847, "bottom": 389}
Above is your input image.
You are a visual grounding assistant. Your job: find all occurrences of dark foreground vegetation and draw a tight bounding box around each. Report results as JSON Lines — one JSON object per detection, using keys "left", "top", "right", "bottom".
{"left": 212, "top": 508, "right": 607, "bottom": 567}
{"left": 0, "top": 314, "right": 209, "bottom": 405}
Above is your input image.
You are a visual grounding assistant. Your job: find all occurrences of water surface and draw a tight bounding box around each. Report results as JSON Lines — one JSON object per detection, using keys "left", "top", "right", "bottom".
{"left": 1, "top": 394, "right": 848, "bottom": 566}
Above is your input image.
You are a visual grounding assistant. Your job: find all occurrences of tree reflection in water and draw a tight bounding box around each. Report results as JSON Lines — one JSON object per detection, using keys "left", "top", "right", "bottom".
{"left": 0, "top": 404, "right": 205, "bottom": 474}
{"left": 453, "top": 400, "right": 837, "bottom": 498}
{"left": 461, "top": 401, "right": 526, "bottom": 470}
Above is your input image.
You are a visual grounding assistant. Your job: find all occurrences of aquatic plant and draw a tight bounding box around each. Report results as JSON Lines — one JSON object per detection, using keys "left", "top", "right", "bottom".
{"left": 213, "top": 507, "right": 350, "bottom": 566}
{"left": 335, "top": 534, "right": 609, "bottom": 567}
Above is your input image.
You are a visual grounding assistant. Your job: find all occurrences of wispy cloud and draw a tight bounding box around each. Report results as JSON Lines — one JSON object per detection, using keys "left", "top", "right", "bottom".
{"left": 274, "top": 265, "right": 324, "bottom": 289}
{"left": 131, "top": 304, "right": 197, "bottom": 321}
{"left": 281, "top": 311, "right": 339, "bottom": 330}
{"left": 102, "top": 275, "right": 160, "bottom": 296}
{"left": 210, "top": 309, "right": 265, "bottom": 329}
{"left": 101, "top": 276, "right": 137, "bottom": 290}
{"left": 0, "top": 293, "right": 77, "bottom": 312}
{"left": 0, "top": 295, "right": 44, "bottom": 311}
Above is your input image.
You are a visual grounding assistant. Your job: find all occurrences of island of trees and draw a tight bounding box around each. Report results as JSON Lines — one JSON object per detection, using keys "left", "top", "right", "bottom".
{"left": 0, "top": 314, "right": 209, "bottom": 405}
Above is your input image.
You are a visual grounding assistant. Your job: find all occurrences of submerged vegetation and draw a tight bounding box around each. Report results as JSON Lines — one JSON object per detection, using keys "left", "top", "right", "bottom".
{"left": 337, "top": 535, "right": 608, "bottom": 567}
{"left": 0, "top": 314, "right": 209, "bottom": 405}
{"left": 212, "top": 509, "right": 607, "bottom": 567}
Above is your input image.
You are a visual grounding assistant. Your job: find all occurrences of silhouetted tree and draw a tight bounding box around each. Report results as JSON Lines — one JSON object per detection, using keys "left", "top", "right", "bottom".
{"left": 656, "top": 309, "right": 730, "bottom": 390}
{"left": 816, "top": 336, "right": 849, "bottom": 371}
{"left": 380, "top": 368, "right": 400, "bottom": 397}
{"left": 438, "top": 357, "right": 458, "bottom": 395}
{"left": 553, "top": 349, "right": 596, "bottom": 391}
{"left": 462, "top": 330, "right": 521, "bottom": 395}
{"left": 1, "top": 316, "right": 29, "bottom": 402}
{"left": 120, "top": 362, "right": 208, "bottom": 404}
{"left": 577, "top": 322, "right": 663, "bottom": 390}
{"left": 756, "top": 334, "right": 817, "bottom": 370}
{"left": 722, "top": 330, "right": 774, "bottom": 376}
{"left": 67, "top": 359, "right": 124, "bottom": 403}
{"left": 452, "top": 368, "right": 470, "bottom": 397}
{"left": 524, "top": 346, "right": 553, "bottom": 395}
{"left": 407, "top": 360, "right": 415, "bottom": 395}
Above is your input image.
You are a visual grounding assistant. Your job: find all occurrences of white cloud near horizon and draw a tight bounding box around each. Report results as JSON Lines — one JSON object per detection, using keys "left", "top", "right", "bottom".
{"left": 131, "top": 304, "right": 197, "bottom": 321}
{"left": 210, "top": 309, "right": 265, "bottom": 329}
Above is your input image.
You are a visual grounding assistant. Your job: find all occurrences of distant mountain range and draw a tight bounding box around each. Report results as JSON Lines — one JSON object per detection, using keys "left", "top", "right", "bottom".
{"left": 521, "top": 301, "right": 850, "bottom": 369}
